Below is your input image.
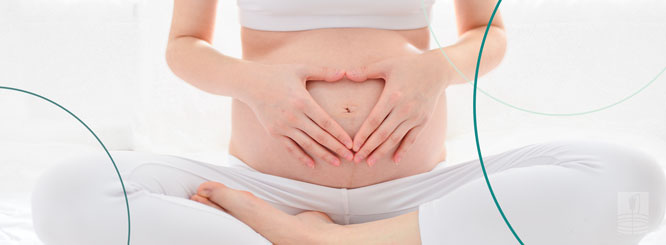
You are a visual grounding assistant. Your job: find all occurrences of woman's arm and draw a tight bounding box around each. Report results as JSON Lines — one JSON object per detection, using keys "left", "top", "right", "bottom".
{"left": 425, "top": 0, "right": 507, "bottom": 86}
{"left": 347, "top": 0, "right": 507, "bottom": 165}
{"left": 165, "top": 0, "right": 354, "bottom": 167}
{"left": 165, "top": 0, "right": 256, "bottom": 102}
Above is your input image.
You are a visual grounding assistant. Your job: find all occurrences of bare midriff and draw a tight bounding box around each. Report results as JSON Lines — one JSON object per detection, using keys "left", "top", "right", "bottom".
{"left": 229, "top": 27, "right": 448, "bottom": 188}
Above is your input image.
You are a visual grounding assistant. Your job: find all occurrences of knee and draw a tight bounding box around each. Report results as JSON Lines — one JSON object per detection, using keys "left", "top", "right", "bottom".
{"left": 621, "top": 151, "right": 666, "bottom": 231}
{"left": 548, "top": 140, "right": 664, "bottom": 181}
{"left": 620, "top": 150, "right": 666, "bottom": 231}
{"left": 561, "top": 140, "right": 666, "bottom": 229}
{"left": 32, "top": 153, "right": 121, "bottom": 204}
{"left": 609, "top": 149, "right": 666, "bottom": 236}
{"left": 31, "top": 153, "right": 129, "bottom": 244}
{"left": 588, "top": 140, "right": 665, "bottom": 194}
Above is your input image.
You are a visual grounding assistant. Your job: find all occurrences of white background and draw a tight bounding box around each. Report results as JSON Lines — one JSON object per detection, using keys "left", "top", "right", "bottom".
{"left": 1, "top": 0, "right": 665, "bottom": 243}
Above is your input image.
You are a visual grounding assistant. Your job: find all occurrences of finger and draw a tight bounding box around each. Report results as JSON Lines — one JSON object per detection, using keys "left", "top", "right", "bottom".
{"left": 300, "top": 115, "right": 354, "bottom": 161}
{"left": 346, "top": 61, "right": 389, "bottom": 82}
{"left": 393, "top": 124, "right": 426, "bottom": 164}
{"left": 280, "top": 136, "right": 315, "bottom": 168}
{"left": 300, "top": 65, "right": 344, "bottom": 82}
{"left": 304, "top": 99, "right": 353, "bottom": 149}
{"left": 289, "top": 129, "right": 341, "bottom": 167}
{"left": 352, "top": 95, "right": 395, "bottom": 152}
{"left": 353, "top": 111, "right": 405, "bottom": 166}
{"left": 365, "top": 120, "right": 416, "bottom": 166}
{"left": 190, "top": 194, "right": 225, "bottom": 212}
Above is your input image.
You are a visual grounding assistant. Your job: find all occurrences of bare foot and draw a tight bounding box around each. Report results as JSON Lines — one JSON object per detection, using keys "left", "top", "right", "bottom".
{"left": 190, "top": 181, "right": 342, "bottom": 244}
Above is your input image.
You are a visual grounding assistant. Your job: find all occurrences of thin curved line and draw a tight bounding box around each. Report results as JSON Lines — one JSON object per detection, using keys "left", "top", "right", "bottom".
{"left": 421, "top": 0, "right": 665, "bottom": 116}
{"left": 421, "top": 0, "right": 524, "bottom": 243}
{"left": 471, "top": 1, "right": 524, "bottom": 244}
{"left": 0, "top": 86, "right": 131, "bottom": 245}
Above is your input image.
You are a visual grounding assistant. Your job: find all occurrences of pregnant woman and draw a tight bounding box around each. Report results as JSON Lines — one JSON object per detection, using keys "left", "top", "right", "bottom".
{"left": 32, "top": 0, "right": 666, "bottom": 244}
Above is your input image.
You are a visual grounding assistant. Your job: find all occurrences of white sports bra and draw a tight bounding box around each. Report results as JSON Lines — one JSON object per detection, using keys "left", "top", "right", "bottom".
{"left": 237, "top": 0, "right": 436, "bottom": 31}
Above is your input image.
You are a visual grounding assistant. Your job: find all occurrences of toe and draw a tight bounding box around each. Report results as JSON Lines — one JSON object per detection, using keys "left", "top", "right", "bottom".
{"left": 195, "top": 181, "right": 254, "bottom": 214}
{"left": 206, "top": 185, "right": 260, "bottom": 216}
{"left": 190, "top": 194, "right": 225, "bottom": 211}
{"left": 196, "top": 181, "right": 261, "bottom": 214}
{"left": 200, "top": 183, "right": 303, "bottom": 243}
{"left": 197, "top": 181, "right": 225, "bottom": 198}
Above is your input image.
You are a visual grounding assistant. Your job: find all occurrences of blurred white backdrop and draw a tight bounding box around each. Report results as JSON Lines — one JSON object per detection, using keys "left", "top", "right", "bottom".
{"left": 1, "top": 0, "right": 664, "bottom": 154}
{"left": 1, "top": 0, "right": 665, "bottom": 243}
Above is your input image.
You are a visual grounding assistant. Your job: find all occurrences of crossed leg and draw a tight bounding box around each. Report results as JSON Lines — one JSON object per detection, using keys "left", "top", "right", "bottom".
{"left": 31, "top": 140, "right": 666, "bottom": 244}
{"left": 191, "top": 181, "right": 421, "bottom": 244}
{"left": 191, "top": 140, "right": 666, "bottom": 245}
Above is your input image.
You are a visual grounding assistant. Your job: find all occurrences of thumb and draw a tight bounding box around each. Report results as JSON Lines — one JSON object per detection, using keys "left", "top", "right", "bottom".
{"left": 299, "top": 65, "right": 344, "bottom": 82}
{"left": 346, "top": 61, "right": 390, "bottom": 82}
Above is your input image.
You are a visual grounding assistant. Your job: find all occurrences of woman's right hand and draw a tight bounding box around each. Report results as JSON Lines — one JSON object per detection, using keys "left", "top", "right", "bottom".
{"left": 241, "top": 63, "right": 354, "bottom": 168}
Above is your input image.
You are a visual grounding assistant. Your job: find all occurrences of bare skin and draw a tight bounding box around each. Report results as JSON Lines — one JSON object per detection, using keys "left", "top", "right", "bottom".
{"left": 191, "top": 181, "right": 421, "bottom": 244}
{"left": 166, "top": 0, "right": 506, "bottom": 243}
{"left": 167, "top": 0, "right": 506, "bottom": 188}
{"left": 233, "top": 28, "right": 451, "bottom": 188}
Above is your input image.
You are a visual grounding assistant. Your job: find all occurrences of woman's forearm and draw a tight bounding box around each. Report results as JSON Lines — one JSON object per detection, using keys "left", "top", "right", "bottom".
{"left": 165, "top": 36, "right": 257, "bottom": 102}
{"left": 425, "top": 25, "right": 507, "bottom": 86}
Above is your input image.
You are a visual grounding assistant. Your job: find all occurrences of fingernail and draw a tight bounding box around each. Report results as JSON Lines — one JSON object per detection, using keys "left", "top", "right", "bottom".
{"left": 353, "top": 154, "right": 362, "bottom": 164}
{"left": 200, "top": 188, "right": 211, "bottom": 197}
{"left": 344, "top": 152, "right": 353, "bottom": 161}
{"left": 344, "top": 139, "right": 353, "bottom": 149}
{"left": 331, "top": 157, "right": 341, "bottom": 166}
{"left": 367, "top": 157, "right": 376, "bottom": 167}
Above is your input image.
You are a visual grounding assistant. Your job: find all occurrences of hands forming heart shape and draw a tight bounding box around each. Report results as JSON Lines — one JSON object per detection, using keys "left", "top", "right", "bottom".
{"left": 243, "top": 52, "right": 449, "bottom": 168}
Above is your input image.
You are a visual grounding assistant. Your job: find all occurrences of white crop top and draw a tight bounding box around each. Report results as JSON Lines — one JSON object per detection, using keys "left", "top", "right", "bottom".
{"left": 237, "top": 0, "right": 436, "bottom": 31}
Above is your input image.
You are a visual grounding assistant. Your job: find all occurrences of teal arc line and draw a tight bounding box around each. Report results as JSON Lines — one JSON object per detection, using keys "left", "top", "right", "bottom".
{"left": 421, "top": 0, "right": 524, "bottom": 244}
{"left": 0, "top": 86, "right": 132, "bottom": 245}
{"left": 420, "top": 1, "right": 665, "bottom": 116}
{"left": 471, "top": 1, "right": 525, "bottom": 244}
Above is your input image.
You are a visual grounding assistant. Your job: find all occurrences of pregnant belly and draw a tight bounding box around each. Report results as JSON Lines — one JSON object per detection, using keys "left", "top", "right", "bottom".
{"left": 306, "top": 79, "right": 384, "bottom": 136}
{"left": 230, "top": 28, "right": 448, "bottom": 188}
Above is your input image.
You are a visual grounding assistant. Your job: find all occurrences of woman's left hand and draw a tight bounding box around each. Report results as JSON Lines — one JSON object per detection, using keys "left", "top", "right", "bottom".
{"left": 346, "top": 52, "right": 449, "bottom": 166}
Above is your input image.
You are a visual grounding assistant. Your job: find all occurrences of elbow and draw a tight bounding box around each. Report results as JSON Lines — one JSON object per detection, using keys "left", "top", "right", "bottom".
{"left": 491, "top": 26, "right": 507, "bottom": 65}
{"left": 165, "top": 40, "right": 179, "bottom": 75}
{"left": 165, "top": 36, "right": 191, "bottom": 76}
{"left": 460, "top": 25, "right": 507, "bottom": 64}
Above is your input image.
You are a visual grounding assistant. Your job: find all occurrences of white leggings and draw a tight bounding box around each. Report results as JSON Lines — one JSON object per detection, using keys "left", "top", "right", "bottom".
{"left": 31, "top": 140, "right": 666, "bottom": 245}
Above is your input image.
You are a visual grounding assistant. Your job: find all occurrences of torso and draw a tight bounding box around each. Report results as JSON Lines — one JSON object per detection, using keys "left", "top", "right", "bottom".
{"left": 229, "top": 27, "right": 448, "bottom": 188}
